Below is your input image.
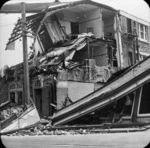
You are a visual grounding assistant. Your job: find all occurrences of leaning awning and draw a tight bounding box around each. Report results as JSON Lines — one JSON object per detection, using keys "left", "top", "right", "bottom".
{"left": 52, "top": 56, "right": 150, "bottom": 125}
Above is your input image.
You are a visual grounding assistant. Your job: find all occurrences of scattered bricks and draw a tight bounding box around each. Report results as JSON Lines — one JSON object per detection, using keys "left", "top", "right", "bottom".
{"left": 30, "top": 128, "right": 34, "bottom": 132}
{"left": 78, "top": 128, "right": 83, "bottom": 134}
{"left": 24, "top": 129, "right": 31, "bottom": 135}
{"left": 34, "top": 126, "right": 38, "bottom": 132}
{"left": 29, "top": 132, "right": 36, "bottom": 136}
{"left": 15, "top": 131, "right": 19, "bottom": 136}
{"left": 55, "top": 130, "right": 66, "bottom": 135}
{"left": 46, "top": 131, "right": 54, "bottom": 135}
{"left": 46, "top": 122, "right": 52, "bottom": 128}
{"left": 40, "top": 119, "right": 50, "bottom": 125}
{"left": 12, "top": 133, "right": 16, "bottom": 136}
{"left": 69, "top": 130, "right": 76, "bottom": 135}
{"left": 43, "top": 130, "right": 49, "bottom": 135}
{"left": 54, "top": 129, "right": 59, "bottom": 135}
{"left": 37, "top": 130, "right": 43, "bottom": 135}
{"left": 37, "top": 124, "right": 45, "bottom": 130}
{"left": 82, "top": 129, "right": 87, "bottom": 134}
{"left": 60, "top": 130, "right": 67, "bottom": 135}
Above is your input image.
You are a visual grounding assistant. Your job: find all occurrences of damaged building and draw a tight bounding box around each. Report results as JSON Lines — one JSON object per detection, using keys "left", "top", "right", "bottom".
{"left": 0, "top": 0, "right": 150, "bottom": 128}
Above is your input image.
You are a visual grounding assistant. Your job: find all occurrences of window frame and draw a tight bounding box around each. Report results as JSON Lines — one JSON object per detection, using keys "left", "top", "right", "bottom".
{"left": 138, "top": 23, "right": 148, "bottom": 42}
{"left": 9, "top": 82, "right": 23, "bottom": 104}
{"left": 137, "top": 83, "right": 150, "bottom": 117}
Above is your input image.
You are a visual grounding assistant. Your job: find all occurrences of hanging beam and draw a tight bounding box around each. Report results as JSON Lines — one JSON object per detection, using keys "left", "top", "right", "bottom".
{"left": 0, "top": 2, "right": 56, "bottom": 13}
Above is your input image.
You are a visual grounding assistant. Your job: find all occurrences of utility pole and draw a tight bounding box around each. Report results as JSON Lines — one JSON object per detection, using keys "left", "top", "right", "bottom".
{"left": 21, "top": 2, "right": 30, "bottom": 105}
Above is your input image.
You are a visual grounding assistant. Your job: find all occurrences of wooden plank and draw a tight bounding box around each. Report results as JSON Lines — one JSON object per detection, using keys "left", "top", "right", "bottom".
{"left": 132, "top": 88, "right": 141, "bottom": 122}
{"left": 0, "top": 2, "right": 55, "bottom": 13}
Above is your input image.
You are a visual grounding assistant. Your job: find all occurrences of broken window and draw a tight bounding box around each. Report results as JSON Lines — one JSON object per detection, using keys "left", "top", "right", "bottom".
{"left": 38, "top": 14, "right": 67, "bottom": 52}
{"left": 38, "top": 24, "right": 53, "bottom": 52}
{"left": 139, "top": 81, "right": 150, "bottom": 114}
{"left": 71, "top": 22, "right": 79, "bottom": 39}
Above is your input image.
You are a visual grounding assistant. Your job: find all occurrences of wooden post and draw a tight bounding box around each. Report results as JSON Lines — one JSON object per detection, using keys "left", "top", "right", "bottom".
{"left": 132, "top": 88, "right": 141, "bottom": 122}
{"left": 115, "top": 13, "right": 123, "bottom": 69}
{"left": 21, "top": 2, "right": 30, "bottom": 105}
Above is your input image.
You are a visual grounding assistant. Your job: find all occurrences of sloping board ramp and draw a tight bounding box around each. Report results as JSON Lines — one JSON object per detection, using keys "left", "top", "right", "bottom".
{"left": 52, "top": 56, "right": 150, "bottom": 125}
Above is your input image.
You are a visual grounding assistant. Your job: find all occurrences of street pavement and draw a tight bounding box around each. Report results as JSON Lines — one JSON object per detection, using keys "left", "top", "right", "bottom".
{"left": 1, "top": 129, "right": 150, "bottom": 148}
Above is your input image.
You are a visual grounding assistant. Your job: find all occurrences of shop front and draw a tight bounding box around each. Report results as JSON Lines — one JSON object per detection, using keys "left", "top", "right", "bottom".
{"left": 32, "top": 75, "right": 56, "bottom": 117}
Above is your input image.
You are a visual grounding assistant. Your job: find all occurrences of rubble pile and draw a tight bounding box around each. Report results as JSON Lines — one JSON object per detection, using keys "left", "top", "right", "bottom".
{"left": 6, "top": 124, "right": 91, "bottom": 136}
{"left": 4, "top": 119, "right": 147, "bottom": 136}
{"left": 0, "top": 105, "right": 24, "bottom": 121}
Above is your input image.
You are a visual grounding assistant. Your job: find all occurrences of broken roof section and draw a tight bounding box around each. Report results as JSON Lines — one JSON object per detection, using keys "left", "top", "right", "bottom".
{"left": 5, "top": 0, "right": 118, "bottom": 81}
{"left": 5, "top": 0, "right": 117, "bottom": 50}
{"left": 5, "top": 12, "right": 45, "bottom": 50}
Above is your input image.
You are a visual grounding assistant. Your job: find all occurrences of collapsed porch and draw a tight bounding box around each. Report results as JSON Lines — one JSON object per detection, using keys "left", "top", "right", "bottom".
{"left": 52, "top": 56, "right": 150, "bottom": 125}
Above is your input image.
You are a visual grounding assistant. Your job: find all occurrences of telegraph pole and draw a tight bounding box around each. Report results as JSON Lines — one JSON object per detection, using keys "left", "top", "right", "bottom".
{"left": 21, "top": 2, "right": 30, "bottom": 105}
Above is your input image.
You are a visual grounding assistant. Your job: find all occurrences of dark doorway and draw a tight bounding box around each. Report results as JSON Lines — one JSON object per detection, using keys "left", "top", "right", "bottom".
{"left": 139, "top": 82, "right": 150, "bottom": 114}
{"left": 34, "top": 89, "right": 42, "bottom": 116}
{"left": 10, "top": 92, "right": 15, "bottom": 103}
{"left": 71, "top": 22, "right": 79, "bottom": 39}
{"left": 17, "top": 91, "right": 22, "bottom": 105}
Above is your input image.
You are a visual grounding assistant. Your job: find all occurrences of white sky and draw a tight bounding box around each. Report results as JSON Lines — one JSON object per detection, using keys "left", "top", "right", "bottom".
{"left": 0, "top": 0, "right": 150, "bottom": 69}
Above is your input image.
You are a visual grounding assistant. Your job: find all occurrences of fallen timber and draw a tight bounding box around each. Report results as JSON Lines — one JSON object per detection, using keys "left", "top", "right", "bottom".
{"left": 52, "top": 56, "right": 150, "bottom": 125}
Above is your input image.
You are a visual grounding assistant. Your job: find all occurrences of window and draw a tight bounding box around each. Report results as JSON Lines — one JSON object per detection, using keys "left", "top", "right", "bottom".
{"left": 9, "top": 82, "right": 23, "bottom": 105}
{"left": 34, "top": 80, "right": 42, "bottom": 88}
{"left": 139, "top": 24, "right": 148, "bottom": 41}
{"left": 127, "top": 18, "right": 132, "bottom": 33}
{"left": 87, "top": 27, "right": 94, "bottom": 34}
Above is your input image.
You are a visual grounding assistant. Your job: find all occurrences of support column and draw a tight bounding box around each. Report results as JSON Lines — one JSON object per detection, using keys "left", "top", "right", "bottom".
{"left": 132, "top": 88, "right": 141, "bottom": 122}
{"left": 21, "top": 2, "right": 30, "bottom": 105}
{"left": 114, "top": 13, "right": 124, "bottom": 69}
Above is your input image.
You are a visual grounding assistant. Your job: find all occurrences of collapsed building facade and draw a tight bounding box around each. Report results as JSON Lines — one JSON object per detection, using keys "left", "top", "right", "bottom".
{"left": 0, "top": 0, "right": 150, "bottom": 127}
